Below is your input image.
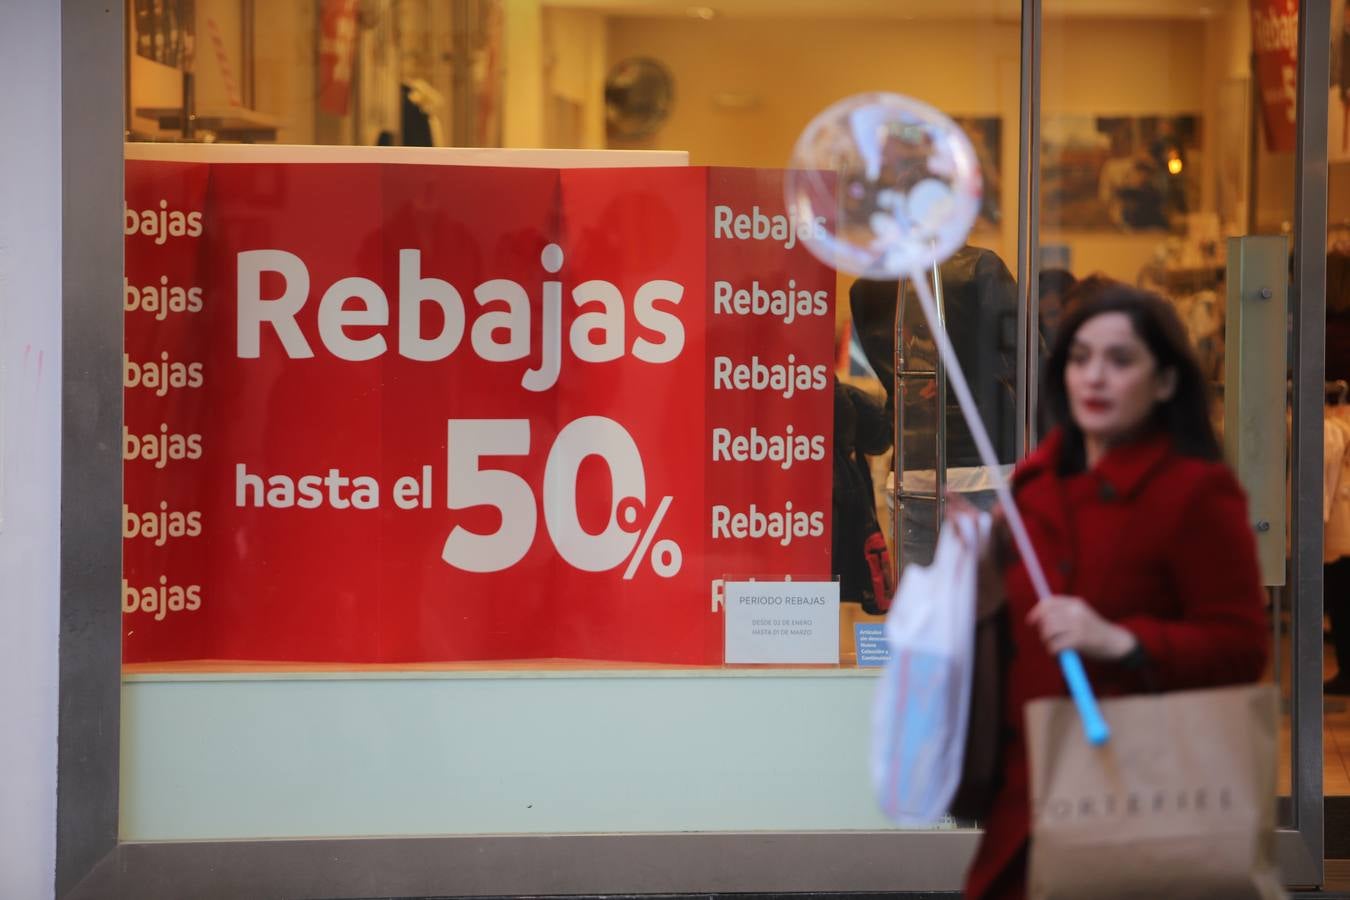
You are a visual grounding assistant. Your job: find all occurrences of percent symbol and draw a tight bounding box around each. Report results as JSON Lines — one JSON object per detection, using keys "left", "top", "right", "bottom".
{"left": 619, "top": 495, "right": 683, "bottom": 580}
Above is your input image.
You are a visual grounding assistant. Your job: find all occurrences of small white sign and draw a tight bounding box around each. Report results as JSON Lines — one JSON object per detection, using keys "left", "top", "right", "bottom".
{"left": 724, "top": 580, "right": 840, "bottom": 664}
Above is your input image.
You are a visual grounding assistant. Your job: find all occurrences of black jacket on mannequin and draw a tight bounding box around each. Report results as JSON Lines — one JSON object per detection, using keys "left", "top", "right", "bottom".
{"left": 848, "top": 245, "right": 1022, "bottom": 469}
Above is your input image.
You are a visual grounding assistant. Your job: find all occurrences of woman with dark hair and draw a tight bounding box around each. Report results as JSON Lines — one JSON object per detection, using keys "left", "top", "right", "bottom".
{"left": 958, "top": 278, "right": 1270, "bottom": 900}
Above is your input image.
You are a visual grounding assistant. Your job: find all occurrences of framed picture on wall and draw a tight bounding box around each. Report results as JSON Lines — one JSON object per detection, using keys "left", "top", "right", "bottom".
{"left": 952, "top": 115, "right": 1002, "bottom": 232}
{"left": 1041, "top": 114, "right": 1201, "bottom": 232}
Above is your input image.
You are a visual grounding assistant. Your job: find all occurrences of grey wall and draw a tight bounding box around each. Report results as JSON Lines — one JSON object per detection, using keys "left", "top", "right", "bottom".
{"left": 0, "top": 1, "right": 64, "bottom": 898}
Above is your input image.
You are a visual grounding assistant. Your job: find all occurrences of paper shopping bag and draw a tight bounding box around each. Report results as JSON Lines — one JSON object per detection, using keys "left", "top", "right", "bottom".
{"left": 1025, "top": 683, "right": 1285, "bottom": 900}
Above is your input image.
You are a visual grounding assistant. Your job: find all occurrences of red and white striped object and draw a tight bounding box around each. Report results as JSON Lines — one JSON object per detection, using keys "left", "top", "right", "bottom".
{"left": 206, "top": 16, "right": 241, "bottom": 108}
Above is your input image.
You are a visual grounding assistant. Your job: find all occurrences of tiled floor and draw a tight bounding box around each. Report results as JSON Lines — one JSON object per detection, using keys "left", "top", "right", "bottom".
{"left": 1325, "top": 698, "right": 1350, "bottom": 796}
{"left": 1288, "top": 627, "right": 1350, "bottom": 797}
{"left": 1326, "top": 860, "right": 1350, "bottom": 896}
{"left": 1282, "top": 697, "right": 1350, "bottom": 797}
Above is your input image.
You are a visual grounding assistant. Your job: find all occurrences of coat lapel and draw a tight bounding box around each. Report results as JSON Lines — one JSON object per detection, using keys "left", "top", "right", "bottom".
{"left": 1090, "top": 430, "right": 1174, "bottom": 501}
{"left": 1010, "top": 429, "right": 1175, "bottom": 597}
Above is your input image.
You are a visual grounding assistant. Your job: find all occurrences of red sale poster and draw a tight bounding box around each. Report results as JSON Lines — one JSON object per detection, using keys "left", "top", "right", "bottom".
{"left": 1250, "top": 0, "right": 1299, "bottom": 153}
{"left": 317, "top": 0, "right": 359, "bottom": 116}
{"left": 122, "top": 160, "right": 836, "bottom": 666}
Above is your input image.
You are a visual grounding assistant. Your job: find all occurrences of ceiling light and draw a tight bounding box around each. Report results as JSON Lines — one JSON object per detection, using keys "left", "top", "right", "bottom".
{"left": 687, "top": 6, "right": 717, "bottom": 19}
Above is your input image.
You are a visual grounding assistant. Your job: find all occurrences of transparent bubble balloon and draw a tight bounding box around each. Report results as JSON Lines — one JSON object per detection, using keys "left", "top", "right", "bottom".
{"left": 785, "top": 92, "right": 983, "bottom": 279}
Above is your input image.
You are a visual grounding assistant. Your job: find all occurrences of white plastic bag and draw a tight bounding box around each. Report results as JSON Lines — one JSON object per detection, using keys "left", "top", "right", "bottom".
{"left": 870, "top": 511, "right": 988, "bottom": 826}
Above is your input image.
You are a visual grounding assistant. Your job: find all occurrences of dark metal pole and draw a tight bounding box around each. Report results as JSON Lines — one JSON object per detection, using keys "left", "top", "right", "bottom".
{"left": 1292, "top": 0, "right": 1329, "bottom": 879}
{"left": 1016, "top": 0, "right": 1043, "bottom": 456}
{"left": 57, "top": 0, "right": 124, "bottom": 894}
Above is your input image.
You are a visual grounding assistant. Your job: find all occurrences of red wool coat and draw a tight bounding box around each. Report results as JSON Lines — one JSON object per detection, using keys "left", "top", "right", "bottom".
{"left": 964, "top": 428, "right": 1270, "bottom": 900}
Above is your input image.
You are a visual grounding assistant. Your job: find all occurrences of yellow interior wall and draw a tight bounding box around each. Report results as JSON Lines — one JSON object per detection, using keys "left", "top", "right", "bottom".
{"left": 504, "top": 0, "right": 545, "bottom": 147}
{"left": 252, "top": 2, "right": 318, "bottom": 145}
{"left": 1040, "top": 17, "right": 1206, "bottom": 114}
{"left": 543, "top": 8, "right": 609, "bottom": 149}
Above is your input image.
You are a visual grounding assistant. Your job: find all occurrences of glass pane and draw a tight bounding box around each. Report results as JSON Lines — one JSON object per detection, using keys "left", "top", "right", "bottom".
{"left": 1041, "top": 3, "right": 1313, "bottom": 833}
{"left": 122, "top": 0, "right": 1018, "bottom": 848}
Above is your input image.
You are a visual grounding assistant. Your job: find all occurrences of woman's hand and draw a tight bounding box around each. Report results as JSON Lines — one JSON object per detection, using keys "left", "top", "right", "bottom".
{"left": 1026, "top": 594, "right": 1139, "bottom": 661}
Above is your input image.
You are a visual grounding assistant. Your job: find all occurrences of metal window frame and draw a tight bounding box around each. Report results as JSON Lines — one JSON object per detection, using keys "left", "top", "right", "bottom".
{"left": 54, "top": 0, "right": 1328, "bottom": 895}
{"left": 1016, "top": 0, "right": 1042, "bottom": 457}
{"left": 57, "top": 1, "right": 125, "bottom": 895}
{"left": 1286, "top": 0, "right": 1330, "bottom": 885}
